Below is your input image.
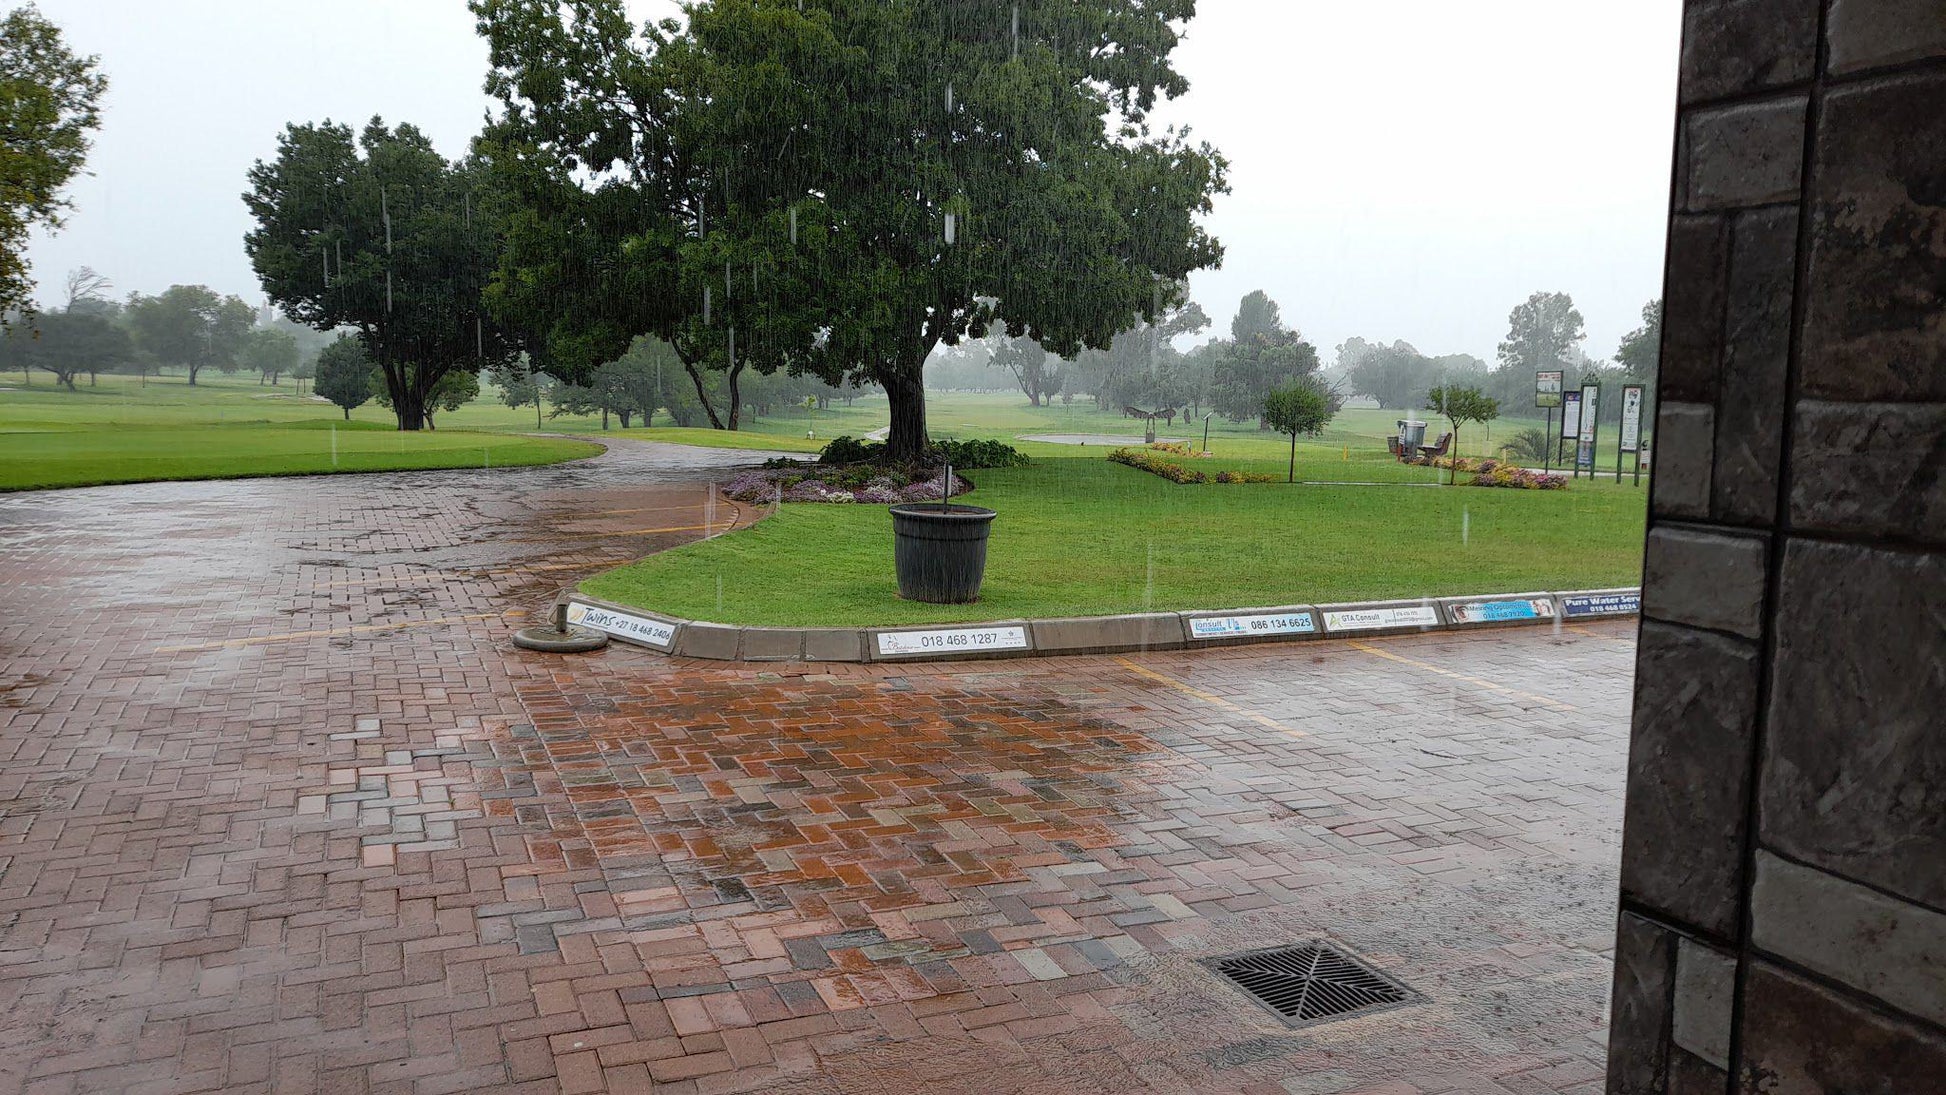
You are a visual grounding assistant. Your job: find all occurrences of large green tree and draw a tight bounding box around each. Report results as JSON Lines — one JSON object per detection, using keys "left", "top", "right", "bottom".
{"left": 244, "top": 119, "right": 517, "bottom": 429}
{"left": 1494, "top": 291, "right": 1584, "bottom": 406}
{"left": 239, "top": 327, "right": 299, "bottom": 385}
{"left": 1615, "top": 298, "right": 1662, "bottom": 378}
{"left": 0, "top": 307, "right": 128, "bottom": 389}
{"left": 125, "top": 285, "right": 255, "bottom": 384}
{"left": 473, "top": 0, "right": 1227, "bottom": 459}
{"left": 1343, "top": 339, "right": 1436, "bottom": 412}
{"left": 990, "top": 333, "right": 1062, "bottom": 407}
{"left": 1211, "top": 291, "right": 1318, "bottom": 424}
{"left": 0, "top": 5, "right": 106, "bottom": 321}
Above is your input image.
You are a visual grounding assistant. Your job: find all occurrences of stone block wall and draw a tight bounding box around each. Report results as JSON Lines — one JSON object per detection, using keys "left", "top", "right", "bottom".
{"left": 1610, "top": 3, "right": 1946, "bottom": 1092}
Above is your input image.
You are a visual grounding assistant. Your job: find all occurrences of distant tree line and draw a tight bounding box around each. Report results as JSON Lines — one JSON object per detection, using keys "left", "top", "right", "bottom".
{"left": 0, "top": 268, "right": 334, "bottom": 392}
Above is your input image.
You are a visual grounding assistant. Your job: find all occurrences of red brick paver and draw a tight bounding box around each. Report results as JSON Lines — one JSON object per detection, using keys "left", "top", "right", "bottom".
{"left": 0, "top": 441, "right": 1631, "bottom": 1094}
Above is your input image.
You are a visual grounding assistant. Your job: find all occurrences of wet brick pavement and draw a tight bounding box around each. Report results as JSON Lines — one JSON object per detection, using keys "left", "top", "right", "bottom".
{"left": 0, "top": 440, "right": 1634, "bottom": 1094}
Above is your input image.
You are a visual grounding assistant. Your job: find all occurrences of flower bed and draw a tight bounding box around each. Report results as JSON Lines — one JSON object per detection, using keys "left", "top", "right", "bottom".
{"left": 1405, "top": 455, "right": 1566, "bottom": 490}
{"left": 722, "top": 467, "right": 973, "bottom": 505}
{"left": 1109, "top": 447, "right": 1276, "bottom": 484}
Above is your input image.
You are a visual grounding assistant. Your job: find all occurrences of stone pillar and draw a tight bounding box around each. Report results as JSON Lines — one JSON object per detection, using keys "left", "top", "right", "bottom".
{"left": 1609, "top": 3, "right": 1946, "bottom": 1092}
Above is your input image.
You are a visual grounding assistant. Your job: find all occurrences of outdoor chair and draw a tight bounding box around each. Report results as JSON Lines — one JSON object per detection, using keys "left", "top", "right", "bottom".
{"left": 1418, "top": 433, "right": 1452, "bottom": 459}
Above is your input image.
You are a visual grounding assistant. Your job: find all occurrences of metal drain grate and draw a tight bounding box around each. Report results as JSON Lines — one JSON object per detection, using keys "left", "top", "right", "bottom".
{"left": 1203, "top": 942, "right": 1417, "bottom": 1026}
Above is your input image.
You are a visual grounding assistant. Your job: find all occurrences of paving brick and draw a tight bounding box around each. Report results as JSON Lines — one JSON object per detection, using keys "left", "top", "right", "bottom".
{"left": 0, "top": 440, "right": 1635, "bottom": 1095}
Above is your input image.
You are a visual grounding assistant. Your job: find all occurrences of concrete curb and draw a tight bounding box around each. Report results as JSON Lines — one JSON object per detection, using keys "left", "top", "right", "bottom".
{"left": 547, "top": 586, "right": 1643, "bottom": 664}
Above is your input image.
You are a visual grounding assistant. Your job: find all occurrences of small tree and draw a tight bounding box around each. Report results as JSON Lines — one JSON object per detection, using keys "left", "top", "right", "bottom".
{"left": 314, "top": 335, "right": 371, "bottom": 419}
{"left": 1425, "top": 385, "right": 1500, "bottom": 485}
{"left": 488, "top": 357, "right": 545, "bottom": 428}
{"left": 1262, "top": 379, "right": 1339, "bottom": 484}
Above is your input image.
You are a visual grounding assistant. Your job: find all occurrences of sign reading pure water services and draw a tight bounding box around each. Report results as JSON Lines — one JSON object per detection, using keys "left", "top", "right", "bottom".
{"left": 1620, "top": 385, "right": 1645, "bottom": 453}
{"left": 566, "top": 602, "right": 677, "bottom": 649}
{"left": 1562, "top": 592, "right": 1642, "bottom": 618}
{"left": 876, "top": 625, "right": 1029, "bottom": 657}
{"left": 1189, "top": 611, "right": 1317, "bottom": 641}
{"left": 1535, "top": 370, "right": 1564, "bottom": 409}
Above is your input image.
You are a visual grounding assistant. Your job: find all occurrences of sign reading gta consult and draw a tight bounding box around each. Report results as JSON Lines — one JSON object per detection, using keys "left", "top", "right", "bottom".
{"left": 566, "top": 602, "right": 677, "bottom": 649}
{"left": 1322, "top": 605, "right": 1440, "bottom": 632}
{"left": 876, "top": 625, "right": 1029, "bottom": 657}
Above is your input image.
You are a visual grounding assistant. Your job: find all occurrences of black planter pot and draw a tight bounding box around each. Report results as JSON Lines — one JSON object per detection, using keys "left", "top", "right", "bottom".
{"left": 889, "top": 503, "right": 997, "bottom": 604}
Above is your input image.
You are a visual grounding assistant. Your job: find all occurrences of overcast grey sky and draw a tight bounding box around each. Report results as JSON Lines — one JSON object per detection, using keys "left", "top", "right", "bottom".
{"left": 24, "top": 0, "right": 1681, "bottom": 365}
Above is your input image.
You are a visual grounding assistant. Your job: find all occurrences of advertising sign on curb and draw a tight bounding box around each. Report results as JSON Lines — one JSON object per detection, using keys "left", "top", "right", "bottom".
{"left": 566, "top": 602, "right": 678, "bottom": 649}
{"left": 877, "top": 626, "right": 1029, "bottom": 657}
{"left": 1446, "top": 598, "right": 1556, "bottom": 625}
{"left": 1322, "top": 605, "right": 1440, "bottom": 632}
{"left": 1561, "top": 592, "right": 1642, "bottom": 618}
{"left": 1189, "top": 611, "right": 1317, "bottom": 641}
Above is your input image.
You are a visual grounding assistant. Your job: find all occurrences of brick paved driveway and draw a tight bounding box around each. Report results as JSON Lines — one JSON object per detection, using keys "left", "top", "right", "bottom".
{"left": 0, "top": 441, "right": 1634, "bottom": 1094}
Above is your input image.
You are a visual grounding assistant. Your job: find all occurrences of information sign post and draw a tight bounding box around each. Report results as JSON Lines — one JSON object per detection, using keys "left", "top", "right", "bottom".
{"left": 1535, "top": 370, "right": 1564, "bottom": 474}
{"left": 1577, "top": 383, "right": 1600, "bottom": 479}
{"left": 1620, "top": 384, "right": 1645, "bottom": 486}
{"left": 1560, "top": 391, "right": 1583, "bottom": 479}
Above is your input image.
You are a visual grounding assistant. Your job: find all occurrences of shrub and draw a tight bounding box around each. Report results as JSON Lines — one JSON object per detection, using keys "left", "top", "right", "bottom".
{"left": 935, "top": 437, "right": 1028, "bottom": 469}
{"left": 816, "top": 435, "right": 883, "bottom": 465}
{"left": 1498, "top": 427, "right": 1555, "bottom": 465}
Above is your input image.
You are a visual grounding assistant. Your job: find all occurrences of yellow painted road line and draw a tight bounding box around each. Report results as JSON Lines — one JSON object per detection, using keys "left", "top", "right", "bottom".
{"left": 609, "top": 520, "right": 737, "bottom": 537}
{"left": 1114, "top": 656, "right": 1306, "bottom": 738}
{"left": 1346, "top": 640, "right": 1578, "bottom": 712}
{"left": 157, "top": 610, "right": 526, "bottom": 654}
{"left": 1567, "top": 623, "right": 1633, "bottom": 642}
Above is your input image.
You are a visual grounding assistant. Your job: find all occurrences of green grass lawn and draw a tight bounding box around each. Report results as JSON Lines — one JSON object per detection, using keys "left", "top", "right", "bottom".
{"left": 582, "top": 456, "right": 1648, "bottom": 627}
{"left": 0, "top": 375, "right": 602, "bottom": 490}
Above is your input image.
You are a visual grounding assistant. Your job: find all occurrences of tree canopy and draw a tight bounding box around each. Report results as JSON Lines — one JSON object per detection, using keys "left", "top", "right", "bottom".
{"left": 124, "top": 285, "right": 255, "bottom": 385}
{"left": 314, "top": 334, "right": 373, "bottom": 419}
{"left": 1262, "top": 377, "right": 1339, "bottom": 483}
{"left": 1426, "top": 384, "right": 1500, "bottom": 485}
{"left": 1342, "top": 338, "right": 1436, "bottom": 411}
{"left": 244, "top": 118, "right": 516, "bottom": 429}
{"left": 0, "top": 307, "right": 129, "bottom": 388}
{"left": 1615, "top": 298, "right": 1662, "bottom": 378}
{"left": 1210, "top": 291, "right": 1318, "bottom": 423}
{"left": 0, "top": 4, "right": 106, "bottom": 320}
{"left": 472, "top": 0, "right": 1228, "bottom": 458}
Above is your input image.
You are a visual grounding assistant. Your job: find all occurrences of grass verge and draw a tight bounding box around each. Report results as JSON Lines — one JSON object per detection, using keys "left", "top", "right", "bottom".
{"left": 582, "top": 456, "right": 1647, "bottom": 627}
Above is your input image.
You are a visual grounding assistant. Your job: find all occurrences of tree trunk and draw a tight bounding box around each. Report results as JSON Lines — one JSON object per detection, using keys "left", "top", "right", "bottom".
{"left": 883, "top": 368, "right": 929, "bottom": 461}
{"left": 187, "top": 363, "right": 201, "bottom": 386}
{"left": 344, "top": 407, "right": 351, "bottom": 421}
{"left": 619, "top": 409, "right": 633, "bottom": 429}
{"left": 1288, "top": 431, "right": 1296, "bottom": 483}
{"left": 682, "top": 361, "right": 725, "bottom": 430}
{"left": 726, "top": 362, "right": 744, "bottom": 431}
